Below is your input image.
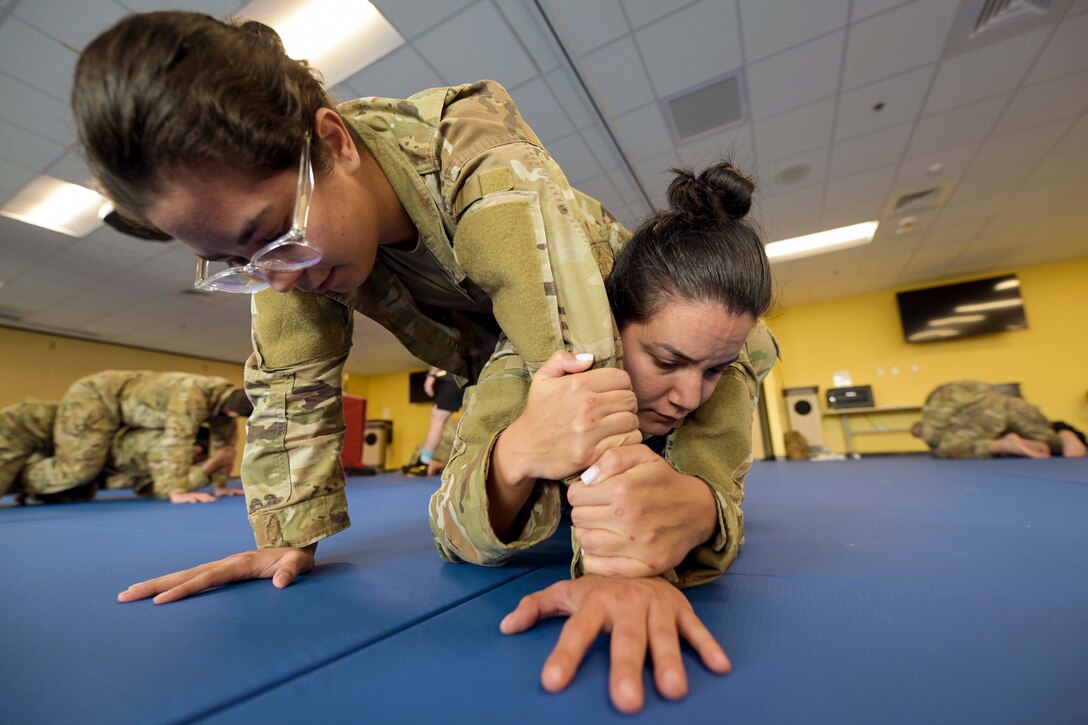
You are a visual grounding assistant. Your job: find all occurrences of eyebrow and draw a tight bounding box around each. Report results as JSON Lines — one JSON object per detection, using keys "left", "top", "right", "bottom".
{"left": 647, "top": 342, "right": 739, "bottom": 369}
{"left": 235, "top": 205, "right": 272, "bottom": 247}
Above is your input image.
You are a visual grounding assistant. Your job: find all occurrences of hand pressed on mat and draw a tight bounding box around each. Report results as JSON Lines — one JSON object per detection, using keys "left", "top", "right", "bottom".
{"left": 500, "top": 574, "right": 730, "bottom": 714}
{"left": 117, "top": 543, "right": 317, "bottom": 604}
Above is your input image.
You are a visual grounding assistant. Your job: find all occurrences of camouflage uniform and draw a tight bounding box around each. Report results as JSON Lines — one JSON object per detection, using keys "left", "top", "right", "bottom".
{"left": 19, "top": 371, "right": 239, "bottom": 496}
{"left": 0, "top": 399, "right": 57, "bottom": 496}
{"left": 243, "top": 80, "right": 778, "bottom": 587}
{"left": 1, "top": 400, "right": 224, "bottom": 499}
{"left": 920, "top": 380, "right": 1061, "bottom": 458}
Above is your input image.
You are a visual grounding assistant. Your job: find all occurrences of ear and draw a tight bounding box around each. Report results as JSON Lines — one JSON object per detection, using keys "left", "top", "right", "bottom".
{"left": 314, "top": 108, "right": 361, "bottom": 174}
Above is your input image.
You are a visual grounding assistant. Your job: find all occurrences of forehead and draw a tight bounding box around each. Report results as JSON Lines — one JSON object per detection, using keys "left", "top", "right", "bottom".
{"left": 144, "top": 166, "right": 289, "bottom": 253}
{"left": 630, "top": 301, "right": 753, "bottom": 358}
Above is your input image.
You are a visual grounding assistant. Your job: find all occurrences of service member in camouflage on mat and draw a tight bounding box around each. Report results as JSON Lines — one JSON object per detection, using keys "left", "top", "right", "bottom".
{"left": 75, "top": 12, "right": 776, "bottom": 712}
{"left": 1, "top": 399, "right": 238, "bottom": 504}
{"left": 14, "top": 371, "right": 251, "bottom": 503}
{"left": 910, "top": 380, "right": 1087, "bottom": 459}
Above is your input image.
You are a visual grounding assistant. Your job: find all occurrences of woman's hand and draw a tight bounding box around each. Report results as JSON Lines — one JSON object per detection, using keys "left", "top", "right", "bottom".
{"left": 117, "top": 544, "right": 317, "bottom": 604}
{"left": 568, "top": 445, "right": 719, "bottom": 577}
{"left": 500, "top": 575, "right": 730, "bottom": 714}
{"left": 493, "top": 351, "right": 641, "bottom": 486}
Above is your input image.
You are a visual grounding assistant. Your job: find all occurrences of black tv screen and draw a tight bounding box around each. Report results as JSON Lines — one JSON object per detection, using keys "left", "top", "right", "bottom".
{"left": 897, "top": 274, "right": 1028, "bottom": 343}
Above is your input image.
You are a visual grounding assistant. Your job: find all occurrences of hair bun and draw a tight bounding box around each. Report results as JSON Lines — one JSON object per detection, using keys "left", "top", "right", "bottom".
{"left": 665, "top": 160, "right": 755, "bottom": 222}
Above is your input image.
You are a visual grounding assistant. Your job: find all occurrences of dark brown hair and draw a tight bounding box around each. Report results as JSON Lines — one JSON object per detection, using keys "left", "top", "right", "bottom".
{"left": 606, "top": 160, "right": 773, "bottom": 329}
{"left": 72, "top": 11, "right": 335, "bottom": 221}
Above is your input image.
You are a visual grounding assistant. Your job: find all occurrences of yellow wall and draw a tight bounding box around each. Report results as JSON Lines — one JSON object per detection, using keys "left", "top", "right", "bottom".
{"left": 0, "top": 325, "right": 248, "bottom": 473}
{"left": 344, "top": 369, "right": 439, "bottom": 470}
{"left": 767, "top": 257, "right": 1088, "bottom": 455}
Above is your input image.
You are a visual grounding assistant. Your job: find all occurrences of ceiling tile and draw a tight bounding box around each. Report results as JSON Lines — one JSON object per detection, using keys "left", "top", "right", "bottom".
{"left": 936, "top": 196, "right": 1004, "bottom": 228}
{"left": 0, "top": 74, "right": 73, "bottom": 146}
{"left": 825, "top": 164, "right": 896, "bottom": 213}
{"left": 969, "top": 117, "right": 1072, "bottom": 174}
{"left": 850, "top": 0, "right": 912, "bottom": 22}
{"left": 0, "top": 158, "right": 37, "bottom": 196}
{"left": 993, "top": 67, "right": 1088, "bottom": 135}
{"left": 544, "top": 133, "right": 603, "bottom": 185}
{"left": 337, "top": 45, "right": 443, "bottom": 101}
{"left": 116, "top": 1, "right": 247, "bottom": 14}
{"left": 894, "top": 142, "right": 979, "bottom": 191}
{"left": 753, "top": 98, "right": 835, "bottom": 163}
{"left": 510, "top": 77, "right": 575, "bottom": 144}
{"left": 0, "top": 17, "right": 78, "bottom": 100}
{"left": 612, "top": 103, "right": 673, "bottom": 162}
{"left": 1025, "top": 10, "right": 1088, "bottom": 84}
{"left": 906, "top": 95, "right": 1008, "bottom": 157}
{"left": 842, "top": 0, "right": 959, "bottom": 90}
{"left": 621, "top": 0, "right": 692, "bottom": 28}
{"left": 740, "top": 0, "right": 849, "bottom": 62}
{"left": 0, "top": 118, "right": 65, "bottom": 171}
{"left": 581, "top": 37, "right": 656, "bottom": 116}
{"left": 547, "top": 0, "right": 627, "bottom": 55}
{"left": 747, "top": 30, "right": 844, "bottom": 121}
{"left": 757, "top": 146, "right": 829, "bottom": 193}
{"left": 676, "top": 125, "right": 755, "bottom": 169}
{"left": 544, "top": 68, "right": 597, "bottom": 130}
{"left": 415, "top": 3, "right": 538, "bottom": 88}
{"left": 636, "top": 1, "right": 742, "bottom": 99}
{"left": 923, "top": 28, "right": 1050, "bottom": 115}
{"left": 949, "top": 169, "right": 1026, "bottom": 205}
{"left": 829, "top": 122, "right": 911, "bottom": 179}
{"left": 1051, "top": 113, "right": 1088, "bottom": 152}
{"left": 835, "top": 64, "right": 933, "bottom": 141}
{"left": 371, "top": 0, "right": 474, "bottom": 40}
{"left": 45, "top": 146, "right": 95, "bottom": 187}
{"left": 14, "top": 0, "right": 129, "bottom": 50}
{"left": 580, "top": 125, "right": 624, "bottom": 172}
{"left": 756, "top": 183, "right": 824, "bottom": 240}
{"left": 635, "top": 152, "right": 682, "bottom": 209}
{"left": 496, "top": 0, "right": 561, "bottom": 73}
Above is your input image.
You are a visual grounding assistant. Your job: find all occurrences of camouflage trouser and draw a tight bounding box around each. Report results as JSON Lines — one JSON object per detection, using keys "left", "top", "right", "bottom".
{"left": 20, "top": 379, "right": 121, "bottom": 493}
{"left": 0, "top": 400, "right": 58, "bottom": 496}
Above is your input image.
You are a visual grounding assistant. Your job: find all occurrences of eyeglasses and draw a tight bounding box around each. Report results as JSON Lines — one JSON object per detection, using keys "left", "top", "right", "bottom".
{"left": 194, "top": 133, "right": 321, "bottom": 293}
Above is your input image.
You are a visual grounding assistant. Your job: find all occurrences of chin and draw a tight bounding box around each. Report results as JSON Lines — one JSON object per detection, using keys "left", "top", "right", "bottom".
{"left": 639, "top": 416, "right": 673, "bottom": 437}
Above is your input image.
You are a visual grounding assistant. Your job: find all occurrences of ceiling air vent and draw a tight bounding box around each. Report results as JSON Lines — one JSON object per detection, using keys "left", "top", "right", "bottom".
{"left": 972, "top": 0, "right": 1053, "bottom": 38}
{"left": 882, "top": 182, "right": 956, "bottom": 217}
{"left": 944, "top": 0, "right": 1067, "bottom": 56}
{"left": 664, "top": 73, "right": 744, "bottom": 142}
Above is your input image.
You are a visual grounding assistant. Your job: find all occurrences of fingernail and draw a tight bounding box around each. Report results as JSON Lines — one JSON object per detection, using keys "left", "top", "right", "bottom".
{"left": 575, "top": 353, "right": 594, "bottom": 362}
{"left": 619, "top": 679, "right": 639, "bottom": 702}
{"left": 580, "top": 466, "right": 600, "bottom": 485}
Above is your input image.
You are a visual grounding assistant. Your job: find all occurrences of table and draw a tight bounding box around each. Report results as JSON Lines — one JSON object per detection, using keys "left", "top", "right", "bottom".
{"left": 822, "top": 404, "right": 923, "bottom": 457}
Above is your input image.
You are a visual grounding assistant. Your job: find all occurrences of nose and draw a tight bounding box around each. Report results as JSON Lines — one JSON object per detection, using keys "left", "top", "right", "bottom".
{"left": 264, "top": 269, "right": 303, "bottom": 293}
{"left": 667, "top": 371, "right": 703, "bottom": 416}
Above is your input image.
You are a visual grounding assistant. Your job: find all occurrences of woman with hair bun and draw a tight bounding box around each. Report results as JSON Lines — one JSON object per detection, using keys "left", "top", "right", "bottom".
{"left": 432, "top": 161, "right": 777, "bottom": 713}
{"left": 74, "top": 9, "right": 776, "bottom": 713}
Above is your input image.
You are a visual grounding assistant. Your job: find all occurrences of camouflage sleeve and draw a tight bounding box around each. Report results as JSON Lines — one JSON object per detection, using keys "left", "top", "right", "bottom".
{"left": 428, "top": 342, "right": 564, "bottom": 564}
{"left": 139, "top": 460, "right": 212, "bottom": 498}
{"left": 147, "top": 380, "right": 212, "bottom": 494}
{"left": 932, "top": 433, "right": 993, "bottom": 459}
{"left": 243, "top": 289, "right": 353, "bottom": 548}
{"left": 657, "top": 321, "right": 780, "bottom": 589}
{"left": 207, "top": 418, "right": 239, "bottom": 487}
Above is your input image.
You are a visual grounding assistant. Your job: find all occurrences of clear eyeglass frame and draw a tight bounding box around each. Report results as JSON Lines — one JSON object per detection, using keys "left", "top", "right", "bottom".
{"left": 193, "top": 132, "right": 321, "bottom": 293}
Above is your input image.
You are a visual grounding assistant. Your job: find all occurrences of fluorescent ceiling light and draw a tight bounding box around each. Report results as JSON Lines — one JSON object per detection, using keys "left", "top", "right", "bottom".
{"left": 0, "top": 176, "right": 108, "bottom": 237}
{"left": 928, "top": 315, "right": 986, "bottom": 326}
{"left": 954, "top": 299, "right": 1022, "bottom": 313}
{"left": 765, "top": 221, "right": 879, "bottom": 263}
{"left": 238, "top": 0, "right": 404, "bottom": 87}
{"left": 908, "top": 329, "right": 959, "bottom": 341}
{"left": 993, "top": 278, "right": 1020, "bottom": 290}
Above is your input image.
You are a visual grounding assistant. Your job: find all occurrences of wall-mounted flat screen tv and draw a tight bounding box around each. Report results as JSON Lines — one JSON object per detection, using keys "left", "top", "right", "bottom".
{"left": 897, "top": 274, "right": 1028, "bottom": 343}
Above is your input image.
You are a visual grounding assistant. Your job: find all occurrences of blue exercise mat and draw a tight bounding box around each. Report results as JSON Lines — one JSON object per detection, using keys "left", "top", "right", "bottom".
{"left": 198, "top": 461, "right": 1088, "bottom": 724}
{"left": 0, "top": 476, "right": 567, "bottom": 724}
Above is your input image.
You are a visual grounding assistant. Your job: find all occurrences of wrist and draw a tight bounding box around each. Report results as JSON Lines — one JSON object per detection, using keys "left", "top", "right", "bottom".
{"left": 490, "top": 421, "right": 534, "bottom": 488}
{"left": 688, "top": 475, "right": 720, "bottom": 548}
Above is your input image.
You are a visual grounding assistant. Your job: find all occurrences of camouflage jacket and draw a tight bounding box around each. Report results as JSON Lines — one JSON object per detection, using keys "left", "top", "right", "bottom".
{"left": 70, "top": 370, "right": 237, "bottom": 493}
{"left": 105, "top": 425, "right": 234, "bottom": 497}
{"left": 921, "top": 380, "right": 1060, "bottom": 458}
{"left": 242, "top": 81, "right": 778, "bottom": 588}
